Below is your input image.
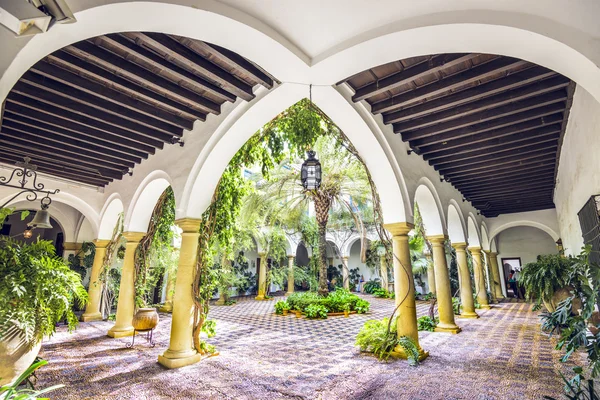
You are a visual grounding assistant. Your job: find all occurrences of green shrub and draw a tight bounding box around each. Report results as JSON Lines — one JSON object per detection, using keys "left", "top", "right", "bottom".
{"left": 452, "top": 297, "right": 461, "bottom": 315}
{"left": 274, "top": 300, "right": 290, "bottom": 315}
{"left": 287, "top": 291, "right": 322, "bottom": 311}
{"left": 355, "top": 317, "right": 420, "bottom": 364}
{"left": 305, "top": 304, "right": 328, "bottom": 319}
{"left": 373, "top": 288, "right": 394, "bottom": 299}
{"left": 519, "top": 253, "right": 575, "bottom": 306}
{"left": 286, "top": 289, "right": 369, "bottom": 314}
{"left": 417, "top": 316, "right": 437, "bottom": 332}
{"left": 363, "top": 279, "right": 381, "bottom": 294}
{"left": 354, "top": 299, "right": 370, "bottom": 314}
{"left": 423, "top": 292, "right": 436, "bottom": 301}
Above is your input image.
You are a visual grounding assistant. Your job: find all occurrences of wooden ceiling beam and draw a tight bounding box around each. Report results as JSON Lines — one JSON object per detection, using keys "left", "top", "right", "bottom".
{"left": 132, "top": 32, "right": 255, "bottom": 101}
{"left": 423, "top": 124, "right": 561, "bottom": 161}
{"left": 3, "top": 110, "right": 149, "bottom": 159}
{"left": 371, "top": 57, "right": 528, "bottom": 114}
{"left": 443, "top": 154, "right": 556, "bottom": 179}
{"left": 393, "top": 76, "right": 569, "bottom": 132}
{"left": 400, "top": 90, "right": 566, "bottom": 139}
{"left": 4, "top": 100, "right": 157, "bottom": 154}
{"left": 440, "top": 151, "right": 557, "bottom": 176}
{"left": 176, "top": 38, "right": 274, "bottom": 89}
{"left": 20, "top": 72, "right": 182, "bottom": 138}
{"left": 31, "top": 60, "right": 194, "bottom": 129}
{"left": 433, "top": 140, "right": 558, "bottom": 167}
{"left": 456, "top": 172, "right": 555, "bottom": 191}
{"left": 49, "top": 51, "right": 206, "bottom": 121}
{"left": 462, "top": 183, "right": 555, "bottom": 198}
{"left": 66, "top": 42, "right": 221, "bottom": 115}
{"left": 447, "top": 165, "right": 556, "bottom": 185}
{"left": 382, "top": 66, "right": 555, "bottom": 124}
{"left": 483, "top": 203, "right": 555, "bottom": 215}
{"left": 352, "top": 53, "right": 476, "bottom": 102}
{"left": 102, "top": 34, "right": 236, "bottom": 103}
{"left": 409, "top": 103, "right": 564, "bottom": 148}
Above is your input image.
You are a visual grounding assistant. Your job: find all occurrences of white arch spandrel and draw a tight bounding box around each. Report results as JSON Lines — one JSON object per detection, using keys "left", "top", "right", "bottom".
{"left": 98, "top": 195, "right": 124, "bottom": 240}
{"left": 447, "top": 201, "right": 466, "bottom": 243}
{"left": 467, "top": 214, "right": 481, "bottom": 248}
{"left": 489, "top": 221, "right": 560, "bottom": 245}
{"left": 481, "top": 223, "right": 491, "bottom": 251}
{"left": 125, "top": 171, "right": 171, "bottom": 233}
{"left": 414, "top": 180, "right": 446, "bottom": 236}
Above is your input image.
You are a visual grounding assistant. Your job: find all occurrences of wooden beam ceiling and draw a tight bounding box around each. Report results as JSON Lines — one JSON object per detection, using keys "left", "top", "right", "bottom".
{"left": 0, "top": 32, "right": 277, "bottom": 187}
{"left": 343, "top": 53, "right": 574, "bottom": 217}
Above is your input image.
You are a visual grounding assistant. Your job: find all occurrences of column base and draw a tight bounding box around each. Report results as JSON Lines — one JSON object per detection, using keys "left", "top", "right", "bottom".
{"left": 158, "top": 349, "right": 202, "bottom": 369}
{"left": 479, "top": 304, "right": 492, "bottom": 310}
{"left": 159, "top": 302, "right": 173, "bottom": 313}
{"left": 285, "top": 292, "right": 294, "bottom": 296}
{"left": 434, "top": 324, "right": 462, "bottom": 334}
{"left": 81, "top": 312, "right": 103, "bottom": 322}
{"left": 215, "top": 299, "right": 226, "bottom": 306}
{"left": 107, "top": 326, "right": 135, "bottom": 338}
{"left": 255, "top": 294, "right": 265, "bottom": 300}
{"left": 391, "top": 345, "right": 429, "bottom": 361}
{"left": 457, "top": 311, "right": 480, "bottom": 319}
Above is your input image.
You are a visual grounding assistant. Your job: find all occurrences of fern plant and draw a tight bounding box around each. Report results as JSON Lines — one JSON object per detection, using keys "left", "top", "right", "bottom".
{"left": 355, "top": 317, "right": 420, "bottom": 365}
{"left": 417, "top": 316, "right": 437, "bottom": 332}
{"left": 519, "top": 253, "right": 575, "bottom": 308}
{"left": 0, "top": 238, "right": 88, "bottom": 349}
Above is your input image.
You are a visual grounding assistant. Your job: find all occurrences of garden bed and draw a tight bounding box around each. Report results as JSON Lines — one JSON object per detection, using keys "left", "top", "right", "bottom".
{"left": 274, "top": 289, "right": 370, "bottom": 319}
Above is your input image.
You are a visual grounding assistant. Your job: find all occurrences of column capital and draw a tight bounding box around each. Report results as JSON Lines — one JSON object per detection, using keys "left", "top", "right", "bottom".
{"left": 63, "top": 242, "right": 82, "bottom": 251}
{"left": 175, "top": 218, "right": 202, "bottom": 233}
{"left": 93, "top": 239, "right": 111, "bottom": 248}
{"left": 342, "top": 255, "right": 349, "bottom": 261}
{"left": 383, "top": 222, "right": 414, "bottom": 236}
{"left": 426, "top": 234, "right": 448, "bottom": 244}
{"left": 287, "top": 254, "right": 295, "bottom": 259}
{"left": 122, "top": 231, "right": 146, "bottom": 243}
{"left": 258, "top": 252, "right": 267, "bottom": 258}
{"left": 468, "top": 246, "right": 482, "bottom": 255}
{"left": 452, "top": 242, "right": 468, "bottom": 251}
{"left": 484, "top": 250, "right": 498, "bottom": 257}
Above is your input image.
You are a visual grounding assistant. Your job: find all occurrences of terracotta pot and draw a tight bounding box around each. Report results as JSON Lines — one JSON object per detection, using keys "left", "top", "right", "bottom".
{"left": 588, "top": 311, "right": 600, "bottom": 335}
{"left": 0, "top": 325, "right": 42, "bottom": 386}
{"left": 544, "top": 286, "right": 581, "bottom": 313}
{"left": 132, "top": 308, "right": 159, "bottom": 331}
{"left": 295, "top": 311, "right": 302, "bottom": 318}
{"left": 282, "top": 310, "right": 288, "bottom": 316}
{"left": 344, "top": 310, "right": 349, "bottom": 318}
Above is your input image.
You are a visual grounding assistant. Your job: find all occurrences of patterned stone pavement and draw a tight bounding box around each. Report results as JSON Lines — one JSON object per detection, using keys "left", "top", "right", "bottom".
{"left": 35, "top": 295, "right": 582, "bottom": 399}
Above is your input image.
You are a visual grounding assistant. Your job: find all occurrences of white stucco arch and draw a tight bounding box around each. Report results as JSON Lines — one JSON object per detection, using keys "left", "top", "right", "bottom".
{"left": 124, "top": 171, "right": 172, "bottom": 233}
{"left": 98, "top": 195, "right": 124, "bottom": 240}
{"left": 467, "top": 214, "right": 481, "bottom": 248}
{"left": 480, "top": 223, "right": 491, "bottom": 251}
{"left": 414, "top": 180, "right": 446, "bottom": 237}
{"left": 9, "top": 200, "right": 71, "bottom": 242}
{"left": 447, "top": 201, "right": 467, "bottom": 243}
{"left": 489, "top": 221, "right": 560, "bottom": 245}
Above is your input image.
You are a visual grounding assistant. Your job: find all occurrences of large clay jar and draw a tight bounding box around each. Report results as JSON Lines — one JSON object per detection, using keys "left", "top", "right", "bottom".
{"left": 132, "top": 308, "right": 159, "bottom": 331}
{"left": 0, "top": 325, "right": 42, "bottom": 386}
{"left": 543, "top": 286, "right": 581, "bottom": 313}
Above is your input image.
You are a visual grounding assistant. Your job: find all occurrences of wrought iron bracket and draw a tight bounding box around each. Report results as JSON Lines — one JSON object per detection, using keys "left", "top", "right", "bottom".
{"left": 0, "top": 157, "right": 59, "bottom": 209}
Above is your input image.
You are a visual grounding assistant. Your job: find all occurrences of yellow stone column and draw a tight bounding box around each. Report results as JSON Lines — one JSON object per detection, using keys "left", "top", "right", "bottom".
{"left": 159, "top": 269, "right": 176, "bottom": 312}
{"left": 425, "top": 252, "right": 436, "bottom": 295}
{"left": 384, "top": 223, "right": 428, "bottom": 360}
{"left": 380, "top": 256, "right": 389, "bottom": 292}
{"left": 469, "top": 247, "right": 491, "bottom": 309}
{"left": 482, "top": 251, "right": 497, "bottom": 303}
{"left": 158, "top": 218, "right": 202, "bottom": 368}
{"left": 486, "top": 251, "right": 505, "bottom": 299}
{"left": 255, "top": 252, "right": 267, "bottom": 300}
{"left": 286, "top": 255, "right": 295, "bottom": 295}
{"left": 428, "top": 235, "right": 461, "bottom": 334}
{"left": 328, "top": 257, "right": 334, "bottom": 267}
{"left": 82, "top": 240, "right": 110, "bottom": 322}
{"left": 341, "top": 256, "right": 350, "bottom": 290}
{"left": 107, "top": 231, "right": 145, "bottom": 338}
{"left": 453, "top": 243, "right": 479, "bottom": 319}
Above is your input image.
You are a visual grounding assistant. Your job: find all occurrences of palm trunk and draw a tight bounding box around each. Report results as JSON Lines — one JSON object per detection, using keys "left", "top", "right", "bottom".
{"left": 314, "top": 195, "right": 331, "bottom": 296}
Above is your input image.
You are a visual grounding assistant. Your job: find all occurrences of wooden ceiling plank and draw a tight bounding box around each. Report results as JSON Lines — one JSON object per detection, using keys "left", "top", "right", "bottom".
{"left": 49, "top": 51, "right": 206, "bottom": 121}
{"left": 418, "top": 114, "right": 563, "bottom": 155}
{"left": 447, "top": 165, "right": 556, "bottom": 184}
{"left": 7, "top": 93, "right": 164, "bottom": 150}
{"left": 443, "top": 154, "right": 556, "bottom": 178}
{"left": 462, "top": 182, "right": 555, "bottom": 198}
{"left": 409, "top": 103, "right": 565, "bottom": 148}
{"left": 371, "top": 57, "right": 528, "bottom": 114}
{"left": 177, "top": 38, "right": 274, "bottom": 89}
{"left": 483, "top": 204, "right": 555, "bottom": 217}
{"left": 382, "top": 66, "right": 555, "bottom": 124}
{"left": 456, "top": 172, "right": 555, "bottom": 190}
{"left": 134, "top": 32, "right": 255, "bottom": 101}
{"left": 352, "top": 53, "right": 476, "bottom": 102}
{"left": 103, "top": 34, "right": 236, "bottom": 103}
{"left": 3, "top": 110, "right": 149, "bottom": 159}
{"left": 439, "top": 151, "right": 557, "bottom": 175}
{"left": 399, "top": 90, "right": 567, "bottom": 139}
{"left": 393, "top": 76, "right": 569, "bottom": 132}
{"left": 21, "top": 71, "right": 183, "bottom": 137}
{"left": 32, "top": 60, "right": 195, "bottom": 129}
{"left": 67, "top": 41, "right": 221, "bottom": 115}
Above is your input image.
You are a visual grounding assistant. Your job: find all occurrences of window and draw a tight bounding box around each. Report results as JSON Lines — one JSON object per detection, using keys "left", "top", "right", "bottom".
{"left": 578, "top": 195, "right": 600, "bottom": 265}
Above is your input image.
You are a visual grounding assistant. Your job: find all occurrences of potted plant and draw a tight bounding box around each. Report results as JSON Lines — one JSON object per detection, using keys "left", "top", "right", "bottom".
{"left": 274, "top": 300, "right": 290, "bottom": 316}
{"left": 518, "top": 253, "right": 576, "bottom": 312}
{"left": 343, "top": 304, "right": 350, "bottom": 318}
{"left": 0, "top": 238, "right": 88, "bottom": 386}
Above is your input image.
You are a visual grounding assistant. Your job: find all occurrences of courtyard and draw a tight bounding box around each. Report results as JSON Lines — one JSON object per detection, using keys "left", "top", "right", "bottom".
{"left": 36, "top": 296, "right": 577, "bottom": 399}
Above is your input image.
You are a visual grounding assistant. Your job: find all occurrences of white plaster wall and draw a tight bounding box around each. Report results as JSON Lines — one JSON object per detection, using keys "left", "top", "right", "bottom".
{"left": 348, "top": 240, "right": 376, "bottom": 286}
{"left": 486, "top": 209, "right": 560, "bottom": 248}
{"left": 555, "top": 86, "right": 600, "bottom": 255}
{"left": 496, "top": 226, "right": 557, "bottom": 280}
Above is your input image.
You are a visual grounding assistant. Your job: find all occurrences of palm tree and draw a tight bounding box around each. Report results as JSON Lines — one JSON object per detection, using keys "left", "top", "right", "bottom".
{"left": 246, "top": 135, "right": 372, "bottom": 295}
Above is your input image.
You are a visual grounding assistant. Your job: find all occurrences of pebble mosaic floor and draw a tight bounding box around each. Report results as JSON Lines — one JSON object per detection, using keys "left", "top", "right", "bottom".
{"left": 36, "top": 295, "right": 583, "bottom": 399}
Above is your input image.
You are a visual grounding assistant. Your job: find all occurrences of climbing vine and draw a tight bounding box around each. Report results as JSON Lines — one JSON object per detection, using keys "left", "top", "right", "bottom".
{"left": 99, "top": 213, "right": 124, "bottom": 319}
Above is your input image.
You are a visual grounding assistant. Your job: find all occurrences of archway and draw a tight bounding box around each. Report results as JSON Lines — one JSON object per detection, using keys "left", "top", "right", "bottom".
{"left": 98, "top": 195, "right": 124, "bottom": 241}
{"left": 447, "top": 202, "right": 466, "bottom": 244}
{"left": 125, "top": 172, "right": 172, "bottom": 233}
{"left": 414, "top": 182, "right": 445, "bottom": 236}
{"left": 467, "top": 215, "right": 481, "bottom": 248}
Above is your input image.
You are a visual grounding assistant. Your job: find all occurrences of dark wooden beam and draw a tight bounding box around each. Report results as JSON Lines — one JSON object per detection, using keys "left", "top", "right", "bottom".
{"left": 1, "top": 125, "right": 137, "bottom": 168}
{"left": 440, "top": 152, "right": 557, "bottom": 176}
{"left": 66, "top": 41, "right": 221, "bottom": 115}
{"left": 483, "top": 204, "right": 555, "bottom": 217}
{"left": 423, "top": 124, "right": 561, "bottom": 161}
{"left": 382, "top": 66, "right": 555, "bottom": 124}
{"left": 447, "top": 165, "right": 556, "bottom": 185}
{"left": 462, "top": 182, "right": 555, "bottom": 198}
{"left": 20, "top": 72, "right": 182, "bottom": 138}
{"left": 176, "top": 38, "right": 274, "bottom": 89}
{"left": 49, "top": 50, "right": 207, "bottom": 121}
{"left": 456, "top": 172, "right": 555, "bottom": 191}
{"left": 31, "top": 60, "right": 195, "bottom": 129}
{"left": 393, "top": 76, "right": 569, "bottom": 132}
{"left": 133, "top": 32, "right": 255, "bottom": 101}
{"left": 443, "top": 154, "right": 556, "bottom": 179}
{"left": 371, "top": 57, "right": 528, "bottom": 114}
{"left": 352, "top": 53, "right": 476, "bottom": 102}
{"left": 3, "top": 110, "right": 149, "bottom": 159}
{"left": 6, "top": 93, "right": 164, "bottom": 150}
{"left": 399, "top": 90, "right": 566, "bottom": 139}
{"left": 433, "top": 140, "right": 558, "bottom": 167}
{"left": 101, "top": 34, "right": 236, "bottom": 103}
{"left": 409, "top": 103, "right": 565, "bottom": 148}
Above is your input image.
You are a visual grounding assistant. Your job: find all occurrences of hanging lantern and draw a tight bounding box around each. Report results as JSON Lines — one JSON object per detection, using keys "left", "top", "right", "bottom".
{"left": 23, "top": 225, "right": 33, "bottom": 239}
{"left": 301, "top": 150, "right": 321, "bottom": 190}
